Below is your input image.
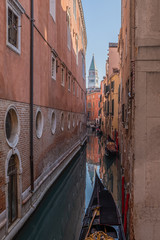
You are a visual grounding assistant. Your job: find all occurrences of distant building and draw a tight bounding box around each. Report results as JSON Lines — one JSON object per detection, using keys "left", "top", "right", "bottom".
{"left": 100, "top": 43, "right": 120, "bottom": 138}
{"left": 87, "top": 55, "right": 100, "bottom": 123}
{"left": 87, "top": 89, "right": 101, "bottom": 123}
{"left": 88, "top": 54, "right": 99, "bottom": 89}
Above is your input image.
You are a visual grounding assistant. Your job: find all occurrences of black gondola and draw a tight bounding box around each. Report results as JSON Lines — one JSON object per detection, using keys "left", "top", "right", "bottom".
{"left": 79, "top": 174, "right": 125, "bottom": 240}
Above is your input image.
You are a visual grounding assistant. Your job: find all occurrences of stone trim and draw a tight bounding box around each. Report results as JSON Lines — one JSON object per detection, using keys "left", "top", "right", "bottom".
{"left": 0, "top": 211, "right": 7, "bottom": 230}
{"left": 4, "top": 105, "right": 20, "bottom": 148}
{"left": 8, "top": 0, "right": 25, "bottom": 15}
{"left": 78, "top": 0, "right": 87, "bottom": 51}
{"left": 5, "top": 148, "right": 22, "bottom": 232}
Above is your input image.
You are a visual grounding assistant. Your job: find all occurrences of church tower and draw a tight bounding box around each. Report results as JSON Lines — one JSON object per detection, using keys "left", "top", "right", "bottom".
{"left": 88, "top": 54, "right": 99, "bottom": 89}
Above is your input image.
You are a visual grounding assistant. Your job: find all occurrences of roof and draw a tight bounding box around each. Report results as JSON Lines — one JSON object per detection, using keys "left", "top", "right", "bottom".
{"left": 89, "top": 55, "right": 97, "bottom": 71}
{"left": 109, "top": 42, "right": 118, "bottom": 48}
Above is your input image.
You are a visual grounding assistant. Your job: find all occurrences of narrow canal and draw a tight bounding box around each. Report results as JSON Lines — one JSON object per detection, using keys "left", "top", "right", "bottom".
{"left": 14, "top": 130, "right": 122, "bottom": 240}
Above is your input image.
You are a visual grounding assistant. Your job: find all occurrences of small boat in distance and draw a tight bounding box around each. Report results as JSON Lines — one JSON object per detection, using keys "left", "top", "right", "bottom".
{"left": 105, "top": 141, "right": 117, "bottom": 157}
{"left": 79, "top": 174, "right": 125, "bottom": 240}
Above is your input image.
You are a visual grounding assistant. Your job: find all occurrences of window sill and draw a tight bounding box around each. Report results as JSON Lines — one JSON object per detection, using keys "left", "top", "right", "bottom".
{"left": 8, "top": 218, "right": 20, "bottom": 234}
{"left": 7, "top": 42, "right": 21, "bottom": 55}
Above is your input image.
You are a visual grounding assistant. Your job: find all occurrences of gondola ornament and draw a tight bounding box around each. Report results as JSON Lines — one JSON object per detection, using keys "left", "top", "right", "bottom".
{"left": 85, "top": 231, "right": 114, "bottom": 240}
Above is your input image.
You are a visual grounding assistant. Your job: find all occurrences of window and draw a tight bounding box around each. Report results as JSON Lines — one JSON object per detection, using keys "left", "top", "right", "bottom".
{"left": 50, "top": 0, "right": 56, "bottom": 21}
{"left": 88, "top": 103, "right": 91, "bottom": 109}
{"left": 107, "top": 101, "right": 109, "bottom": 116}
{"left": 72, "top": 114, "right": 75, "bottom": 127}
{"left": 73, "top": 0, "right": 76, "bottom": 19}
{"left": 122, "top": 104, "right": 125, "bottom": 123}
{"left": 118, "top": 85, "right": 120, "bottom": 103}
{"left": 7, "top": 0, "right": 24, "bottom": 54}
{"left": 5, "top": 106, "right": 20, "bottom": 148}
{"left": 68, "top": 113, "right": 71, "bottom": 129}
{"left": 51, "top": 53, "right": 56, "bottom": 80}
{"left": 68, "top": 74, "right": 71, "bottom": 91}
{"left": 67, "top": 8, "right": 71, "bottom": 50}
{"left": 76, "top": 35, "right": 78, "bottom": 64}
{"left": 81, "top": 90, "right": 83, "bottom": 99}
{"left": 73, "top": 80, "right": 75, "bottom": 95}
{"left": 81, "top": 27, "right": 84, "bottom": 49}
{"left": 77, "top": 84, "right": 79, "bottom": 97}
{"left": 8, "top": 155, "right": 18, "bottom": 226}
{"left": 36, "top": 109, "right": 43, "bottom": 138}
{"left": 111, "top": 81, "right": 114, "bottom": 91}
{"left": 112, "top": 99, "right": 114, "bottom": 116}
{"left": 82, "top": 53, "right": 85, "bottom": 80}
{"left": 51, "top": 111, "right": 56, "bottom": 134}
{"left": 61, "top": 66, "right": 65, "bottom": 86}
{"left": 61, "top": 112, "right": 64, "bottom": 131}
{"left": 77, "top": 115, "right": 79, "bottom": 126}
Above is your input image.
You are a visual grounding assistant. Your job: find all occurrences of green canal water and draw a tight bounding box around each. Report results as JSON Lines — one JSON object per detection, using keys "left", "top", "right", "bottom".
{"left": 14, "top": 132, "right": 122, "bottom": 240}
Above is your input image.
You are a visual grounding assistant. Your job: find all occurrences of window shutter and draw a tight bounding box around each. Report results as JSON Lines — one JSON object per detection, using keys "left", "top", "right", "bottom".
{"left": 122, "top": 104, "right": 125, "bottom": 122}
{"left": 107, "top": 101, "right": 109, "bottom": 116}
{"left": 104, "top": 84, "right": 106, "bottom": 94}
{"left": 111, "top": 81, "right": 114, "bottom": 91}
{"left": 112, "top": 99, "right": 114, "bottom": 116}
{"left": 118, "top": 85, "right": 120, "bottom": 103}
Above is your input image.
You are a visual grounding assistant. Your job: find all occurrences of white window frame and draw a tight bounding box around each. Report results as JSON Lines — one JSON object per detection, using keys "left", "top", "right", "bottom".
{"left": 68, "top": 74, "right": 71, "bottom": 91}
{"left": 77, "top": 84, "right": 79, "bottom": 98}
{"left": 73, "top": 80, "right": 75, "bottom": 95}
{"left": 67, "top": 8, "right": 71, "bottom": 50}
{"left": 6, "top": 0, "right": 24, "bottom": 54}
{"left": 51, "top": 53, "right": 56, "bottom": 80}
{"left": 50, "top": 0, "right": 56, "bottom": 22}
{"left": 61, "top": 66, "right": 65, "bottom": 87}
{"left": 82, "top": 53, "right": 85, "bottom": 80}
{"left": 76, "top": 35, "right": 78, "bottom": 65}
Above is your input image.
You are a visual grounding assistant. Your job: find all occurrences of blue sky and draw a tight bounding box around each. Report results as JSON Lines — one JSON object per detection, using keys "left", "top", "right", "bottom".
{"left": 81, "top": 0, "right": 121, "bottom": 87}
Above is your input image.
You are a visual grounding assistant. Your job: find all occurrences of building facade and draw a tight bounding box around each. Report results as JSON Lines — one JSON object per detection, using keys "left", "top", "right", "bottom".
{"left": 0, "top": 0, "right": 87, "bottom": 239}
{"left": 105, "top": 72, "right": 120, "bottom": 140}
{"left": 119, "top": 0, "right": 160, "bottom": 239}
{"left": 100, "top": 43, "right": 120, "bottom": 139}
{"left": 87, "top": 90, "right": 101, "bottom": 123}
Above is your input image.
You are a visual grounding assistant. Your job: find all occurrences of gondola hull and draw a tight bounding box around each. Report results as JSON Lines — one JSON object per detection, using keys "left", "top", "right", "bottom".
{"left": 79, "top": 174, "right": 125, "bottom": 240}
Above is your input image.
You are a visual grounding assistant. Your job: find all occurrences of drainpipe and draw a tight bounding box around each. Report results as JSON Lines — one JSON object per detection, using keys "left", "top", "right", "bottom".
{"left": 30, "top": 0, "right": 34, "bottom": 192}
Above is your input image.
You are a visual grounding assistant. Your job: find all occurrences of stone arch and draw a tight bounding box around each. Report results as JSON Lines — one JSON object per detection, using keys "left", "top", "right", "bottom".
{"left": 5, "top": 148, "right": 22, "bottom": 229}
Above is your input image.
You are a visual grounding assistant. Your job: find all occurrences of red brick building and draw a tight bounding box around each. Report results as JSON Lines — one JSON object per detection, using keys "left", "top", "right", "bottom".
{"left": 87, "top": 90, "right": 101, "bottom": 123}
{"left": 0, "top": 0, "right": 87, "bottom": 238}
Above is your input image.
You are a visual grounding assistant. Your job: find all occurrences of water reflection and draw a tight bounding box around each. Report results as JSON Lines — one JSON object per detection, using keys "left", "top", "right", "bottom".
{"left": 14, "top": 150, "right": 86, "bottom": 240}
{"left": 86, "top": 130, "right": 121, "bottom": 211}
{"left": 14, "top": 131, "right": 122, "bottom": 240}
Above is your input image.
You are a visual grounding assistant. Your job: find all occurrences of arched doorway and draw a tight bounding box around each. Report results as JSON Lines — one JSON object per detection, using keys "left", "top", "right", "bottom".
{"left": 7, "top": 154, "right": 18, "bottom": 226}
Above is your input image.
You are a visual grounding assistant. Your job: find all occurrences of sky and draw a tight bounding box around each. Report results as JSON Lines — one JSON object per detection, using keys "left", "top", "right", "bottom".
{"left": 81, "top": 0, "right": 121, "bottom": 87}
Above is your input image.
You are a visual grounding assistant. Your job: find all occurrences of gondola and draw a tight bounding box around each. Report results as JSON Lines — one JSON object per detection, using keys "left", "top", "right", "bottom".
{"left": 105, "top": 141, "right": 117, "bottom": 157}
{"left": 79, "top": 174, "right": 125, "bottom": 240}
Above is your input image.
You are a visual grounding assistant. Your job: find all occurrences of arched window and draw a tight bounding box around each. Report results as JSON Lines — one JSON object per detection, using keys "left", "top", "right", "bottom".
{"left": 7, "top": 155, "right": 18, "bottom": 226}
{"left": 67, "top": 7, "right": 71, "bottom": 50}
